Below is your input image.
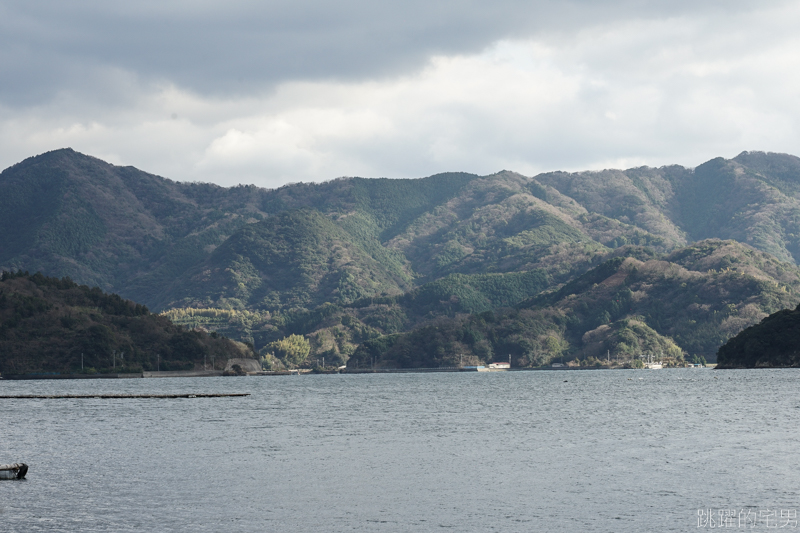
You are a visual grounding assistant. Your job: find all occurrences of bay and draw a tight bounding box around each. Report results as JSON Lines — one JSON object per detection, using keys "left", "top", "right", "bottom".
{"left": 1, "top": 369, "right": 798, "bottom": 532}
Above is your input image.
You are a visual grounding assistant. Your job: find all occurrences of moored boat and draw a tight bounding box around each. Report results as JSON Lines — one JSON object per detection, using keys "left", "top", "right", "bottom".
{"left": 0, "top": 463, "right": 28, "bottom": 480}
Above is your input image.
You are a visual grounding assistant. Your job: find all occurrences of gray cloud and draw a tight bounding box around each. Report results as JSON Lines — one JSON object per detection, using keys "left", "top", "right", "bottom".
{"left": 0, "top": 0, "right": 764, "bottom": 105}
{"left": 2, "top": 0, "right": 798, "bottom": 188}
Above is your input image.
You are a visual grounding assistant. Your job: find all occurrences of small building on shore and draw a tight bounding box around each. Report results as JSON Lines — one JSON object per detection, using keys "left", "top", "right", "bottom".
{"left": 488, "top": 362, "right": 510, "bottom": 369}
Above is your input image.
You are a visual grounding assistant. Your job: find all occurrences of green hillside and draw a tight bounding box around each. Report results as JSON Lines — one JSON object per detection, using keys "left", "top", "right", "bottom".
{"left": 162, "top": 268, "right": 553, "bottom": 366}
{"left": 536, "top": 152, "right": 800, "bottom": 265}
{"left": 0, "top": 150, "right": 481, "bottom": 311}
{"left": 717, "top": 303, "right": 800, "bottom": 368}
{"left": 347, "top": 240, "right": 800, "bottom": 369}
{"left": 0, "top": 271, "right": 254, "bottom": 375}
{"left": 0, "top": 150, "right": 271, "bottom": 304}
{"left": 161, "top": 209, "right": 413, "bottom": 311}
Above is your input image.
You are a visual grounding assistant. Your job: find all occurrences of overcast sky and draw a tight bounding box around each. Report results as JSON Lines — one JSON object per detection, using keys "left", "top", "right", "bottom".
{"left": 1, "top": 0, "right": 799, "bottom": 187}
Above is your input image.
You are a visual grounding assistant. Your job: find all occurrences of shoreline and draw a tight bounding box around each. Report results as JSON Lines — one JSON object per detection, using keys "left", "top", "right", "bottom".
{"left": 0, "top": 365, "right": 721, "bottom": 380}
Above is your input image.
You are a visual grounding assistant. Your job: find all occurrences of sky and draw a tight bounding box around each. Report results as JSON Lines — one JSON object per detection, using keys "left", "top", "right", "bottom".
{"left": 2, "top": 0, "right": 800, "bottom": 188}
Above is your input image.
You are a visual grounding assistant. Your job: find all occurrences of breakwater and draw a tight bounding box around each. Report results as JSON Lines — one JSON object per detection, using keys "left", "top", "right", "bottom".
{"left": 2, "top": 370, "right": 225, "bottom": 380}
{"left": 0, "top": 393, "right": 250, "bottom": 399}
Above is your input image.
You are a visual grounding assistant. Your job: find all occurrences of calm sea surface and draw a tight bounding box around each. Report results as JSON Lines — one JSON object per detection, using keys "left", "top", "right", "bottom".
{"left": 1, "top": 369, "right": 799, "bottom": 532}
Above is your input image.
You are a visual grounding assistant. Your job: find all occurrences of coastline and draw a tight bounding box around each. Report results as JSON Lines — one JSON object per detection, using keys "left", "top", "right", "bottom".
{"left": 0, "top": 363, "right": 720, "bottom": 380}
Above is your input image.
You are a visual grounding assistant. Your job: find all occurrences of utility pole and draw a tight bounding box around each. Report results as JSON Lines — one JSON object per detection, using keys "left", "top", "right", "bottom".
{"left": 509, "top": 354, "right": 511, "bottom": 366}
{"left": 81, "top": 353, "right": 84, "bottom": 370}
{"left": 322, "top": 357, "right": 325, "bottom": 369}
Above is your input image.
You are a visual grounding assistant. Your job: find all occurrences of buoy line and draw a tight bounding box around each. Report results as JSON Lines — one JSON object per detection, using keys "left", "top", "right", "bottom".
{"left": 0, "top": 393, "right": 250, "bottom": 399}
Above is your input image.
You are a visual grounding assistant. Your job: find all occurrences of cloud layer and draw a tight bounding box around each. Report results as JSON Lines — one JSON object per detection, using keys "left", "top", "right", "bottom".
{"left": 1, "top": 0, "right": 798, "bottom": 187}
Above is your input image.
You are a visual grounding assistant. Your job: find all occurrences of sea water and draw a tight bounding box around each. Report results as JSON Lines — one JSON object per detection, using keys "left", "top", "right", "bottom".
{"left": 1, "top": 369, "right": 799, "bottom": 532}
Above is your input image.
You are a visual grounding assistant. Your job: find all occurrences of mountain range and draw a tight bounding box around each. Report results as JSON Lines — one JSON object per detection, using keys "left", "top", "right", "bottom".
{"left": 4, "top": 148, "right": 800, "bottom": 368}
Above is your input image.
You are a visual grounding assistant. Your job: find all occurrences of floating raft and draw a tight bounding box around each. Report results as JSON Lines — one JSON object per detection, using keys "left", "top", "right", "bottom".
{"left": 0, "top": 463, "right": 28, "bottom": 480}
{"left": 0, "top": 393, "right": 250, "bottom": 399}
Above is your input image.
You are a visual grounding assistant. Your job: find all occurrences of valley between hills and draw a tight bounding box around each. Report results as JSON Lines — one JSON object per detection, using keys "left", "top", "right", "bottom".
{"left": 3, "top": 148, "right": 800, "bottom": 373}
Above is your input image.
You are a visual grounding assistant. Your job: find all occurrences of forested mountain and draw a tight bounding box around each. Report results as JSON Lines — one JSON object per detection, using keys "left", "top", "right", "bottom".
{"left": 0, "top": 271, "right": 254, "bottom": 374}
{"left": 347, "top": 240, "right": 799, "bottom": 369}
{"left": 0, "top": 149, "right": 476, "bottom": 308}
{"left": 717, "top": 302, "right": 800, "bottom": 368}
{"left": 4, "top": 148, "right": 800, "bottom": 368}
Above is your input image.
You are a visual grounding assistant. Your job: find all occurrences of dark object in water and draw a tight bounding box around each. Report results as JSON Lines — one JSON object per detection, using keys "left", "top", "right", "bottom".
{"left": 0, "top": 463, "right": 28, "bottom": 480}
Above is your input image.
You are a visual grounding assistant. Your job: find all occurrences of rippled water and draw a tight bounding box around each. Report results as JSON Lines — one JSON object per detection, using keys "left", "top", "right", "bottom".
{"left": 1, "top": 369, "right": 799, "bottom": 532}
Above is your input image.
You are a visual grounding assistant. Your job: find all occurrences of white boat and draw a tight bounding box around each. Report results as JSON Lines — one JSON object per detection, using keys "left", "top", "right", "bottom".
{"left": 0, "top": 463, "right": 28, "bottom": 480}
{"left": 642, "top": 353, "right": 663, "bottom": 369}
